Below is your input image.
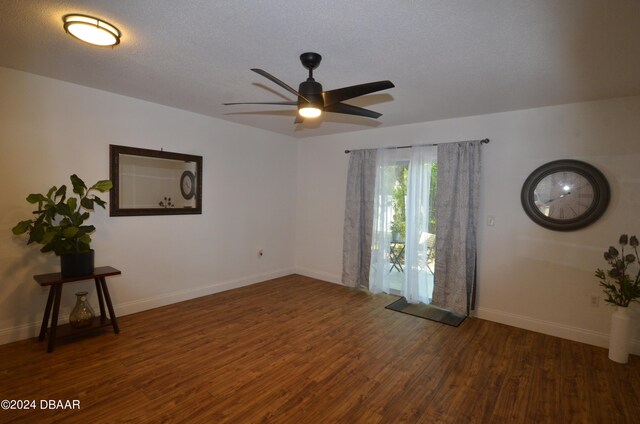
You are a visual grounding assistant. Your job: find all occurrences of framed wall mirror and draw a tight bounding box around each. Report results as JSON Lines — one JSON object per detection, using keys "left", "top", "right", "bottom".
{"left": 109, "top": 145, "right": 203, "bottom": 216}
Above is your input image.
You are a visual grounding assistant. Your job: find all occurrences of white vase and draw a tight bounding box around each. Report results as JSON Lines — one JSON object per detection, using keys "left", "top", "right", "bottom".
{"left": 608, "top": 306, "right": 631, "bottom": 363}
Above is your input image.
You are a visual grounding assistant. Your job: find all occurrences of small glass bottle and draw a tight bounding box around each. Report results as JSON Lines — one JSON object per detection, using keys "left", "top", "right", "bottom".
{"left": 69, "top": 291, "right": 95, "bottom": 328}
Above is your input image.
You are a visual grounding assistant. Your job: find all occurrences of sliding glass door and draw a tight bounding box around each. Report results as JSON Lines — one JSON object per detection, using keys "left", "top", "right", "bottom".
{"left": 387, "top": 161, "right": 409, "bottom": 294}
{"left": 370, "top": 146, "right": 437, "bottom": 304}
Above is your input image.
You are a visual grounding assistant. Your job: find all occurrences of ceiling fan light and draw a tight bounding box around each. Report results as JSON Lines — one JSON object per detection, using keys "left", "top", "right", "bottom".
{"left": 63, "top": 14, "right": 121, "bottom": 46}
{"left": 299, "top": 107, "right": 322, "bottom": 118}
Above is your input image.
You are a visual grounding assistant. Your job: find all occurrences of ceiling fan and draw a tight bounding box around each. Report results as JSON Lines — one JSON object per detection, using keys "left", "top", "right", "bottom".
{"left": 224, "top": 52, "right": 395, "bottom": 124}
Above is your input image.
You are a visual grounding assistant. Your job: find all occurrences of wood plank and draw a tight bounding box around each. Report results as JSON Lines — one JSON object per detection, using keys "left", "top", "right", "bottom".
{"left": 0, "top": 274, "right": 639, "bottom": 423}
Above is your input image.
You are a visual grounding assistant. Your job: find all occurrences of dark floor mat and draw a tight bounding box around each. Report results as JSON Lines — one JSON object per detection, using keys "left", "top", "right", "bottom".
{"left": 385, "top": 297, "right": 466, "bottom": 327}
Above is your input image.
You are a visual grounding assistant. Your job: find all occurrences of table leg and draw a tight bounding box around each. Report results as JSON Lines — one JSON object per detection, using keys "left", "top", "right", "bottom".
{"left": 389, "top": 243, "right": 405, "bottom": 273}
{"left": 47, "top": 284, "right": 63, "bottom": 353}
{"left": 38, "top": 286, "right": 56, "bottom": 341}
{"left": 99, "top": 277, "right": 120, "bottom": 334}
{"left": 95, "top": 278, "right": 106, "bottom": 323}
{"left": 397, "top": 245, "right": 405, "bottom": 272}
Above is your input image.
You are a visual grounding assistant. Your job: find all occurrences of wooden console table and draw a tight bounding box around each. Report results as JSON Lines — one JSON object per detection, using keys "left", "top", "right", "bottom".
{"left": 34, "top": 266, "right": 121, "bottom": 353}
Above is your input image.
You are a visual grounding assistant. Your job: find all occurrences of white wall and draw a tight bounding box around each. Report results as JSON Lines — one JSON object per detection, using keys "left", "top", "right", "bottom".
{"left": 0, "top": 67, "right": 297, "bottom": 344}
{"left": 294, "top": 95, "right": 640, "bottom": 353}
{"left": 3, "top": 64, "right": 640, "bottom": 355}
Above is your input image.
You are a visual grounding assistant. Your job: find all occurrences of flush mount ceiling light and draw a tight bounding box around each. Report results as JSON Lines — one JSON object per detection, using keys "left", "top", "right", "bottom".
{"left": 63, "top": 14, "right": 121, "bottom": 47}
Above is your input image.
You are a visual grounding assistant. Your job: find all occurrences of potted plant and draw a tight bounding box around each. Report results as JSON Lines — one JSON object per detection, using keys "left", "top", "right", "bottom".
{"left": 11, "top": 175, "right": 112, "bottom": 277}
{"left": 390, "top": 220, "right": 405, "bottom": 242}
{"left": 595, "top": 234, "right": 640, "bottom": 363}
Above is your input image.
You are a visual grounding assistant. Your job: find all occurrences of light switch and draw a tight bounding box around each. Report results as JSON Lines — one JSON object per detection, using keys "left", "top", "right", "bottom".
{"left": 487, "top": 216, "right": 495, "bottom": 226}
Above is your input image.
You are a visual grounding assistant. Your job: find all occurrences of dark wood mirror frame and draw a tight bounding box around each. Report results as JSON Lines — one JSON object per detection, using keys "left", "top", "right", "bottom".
{"left": 109, "top": 144, "right": 203, "bottom": 216}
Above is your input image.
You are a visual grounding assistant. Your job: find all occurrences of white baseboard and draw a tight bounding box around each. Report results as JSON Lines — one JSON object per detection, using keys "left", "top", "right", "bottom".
{"left": 294, "top": 267, "right": 342, "bottom": 285}
{"left": 474, "top": 306, "right": 640, "bottom": 355}
{"left": 114, "top": 267, "right": 295, "bottom": 317}
{"left": 0, "top": 322, "right": 42, "bottom": 347}
{"left": 0, "top": 267, "right": 295, "bottom": 347}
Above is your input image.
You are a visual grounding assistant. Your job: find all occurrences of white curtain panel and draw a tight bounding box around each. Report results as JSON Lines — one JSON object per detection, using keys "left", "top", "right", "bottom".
{"left": 369, "top": 146, "right": 436, "bottom": 301}
{"left": 369, "top": 148, "right": 405, "bottom": 295}
{"left": 404, "top": 145, "right": 437, "bottom": 303}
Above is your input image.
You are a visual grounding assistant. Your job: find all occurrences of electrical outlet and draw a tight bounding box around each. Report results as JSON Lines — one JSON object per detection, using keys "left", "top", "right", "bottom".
{"left": 590, "top": 296, "right": 600, "bottom": 307}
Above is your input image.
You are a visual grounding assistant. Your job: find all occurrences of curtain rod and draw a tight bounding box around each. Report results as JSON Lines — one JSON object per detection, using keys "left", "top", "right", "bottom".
{"left": 344, "top": 138, "right": 490, "bottom": 154}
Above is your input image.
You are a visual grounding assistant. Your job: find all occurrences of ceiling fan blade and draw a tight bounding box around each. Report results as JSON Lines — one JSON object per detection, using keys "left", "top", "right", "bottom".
{"left": 294, "top": 114, "right": 304, "bottom": 124}
{"left": 323, "top": 80, "right": 395, "bottom": 107}
{"left": 223, "top": 101, "right": 297, "bottom": 106}
{"left": 323, "top": 102, "right": 383, "bottom": 119}
{"left": 251, "top": 69, "right": 310, "bottom": 103}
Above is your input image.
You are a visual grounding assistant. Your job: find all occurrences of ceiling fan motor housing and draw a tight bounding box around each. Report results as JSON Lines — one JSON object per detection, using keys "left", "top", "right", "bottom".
{"left": 298, "top": 80, "right": 324, "bottom": 108}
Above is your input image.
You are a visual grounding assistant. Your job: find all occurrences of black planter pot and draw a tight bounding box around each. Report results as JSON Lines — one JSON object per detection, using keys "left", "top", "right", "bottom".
{"left": 60, "top": 250, "right": 95, "bottom": 277}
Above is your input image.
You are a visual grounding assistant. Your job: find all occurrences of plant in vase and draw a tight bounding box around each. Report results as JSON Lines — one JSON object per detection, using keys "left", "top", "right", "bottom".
{"left": 595, "top": 234, "right": 640, "bottom": 363}
{"left": 390, "top": 220, "right": 405, "bottom": 242}
{"left": 11, "top": 174, "right": 112, "bottom": 277}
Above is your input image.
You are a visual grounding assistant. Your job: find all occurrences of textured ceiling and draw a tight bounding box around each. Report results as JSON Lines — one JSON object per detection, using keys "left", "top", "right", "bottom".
{"left": 1, "top": 0, "right": 639, "bottom": 138}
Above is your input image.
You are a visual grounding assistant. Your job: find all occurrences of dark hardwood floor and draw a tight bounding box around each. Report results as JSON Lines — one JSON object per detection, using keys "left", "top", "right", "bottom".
{"left": 1, "top": 274, "right": 639, "bottom": 423}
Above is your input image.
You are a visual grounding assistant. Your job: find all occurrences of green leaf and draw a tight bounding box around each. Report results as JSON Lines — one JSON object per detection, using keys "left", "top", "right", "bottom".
{"left": 80, "top": 197, "right": 94, "bottom": 210}
{"left": 93, "top": 196, "right": 107, "bottom": 208}
{"left": 79, "top": 225, "right": 96, "bottom": 234}
{"left": 26, "top": 193, "right": 47, "bottom": 204}
{"left": 62, "top": 226, "right": 79, "bottom": 239}
{"left": 68, "top": 211, "right": 83, "bottom": 225}
{"left": 78, "top": 234, "right": 91, "bottom": 246}
{"left": 77, "top": 242, "right": 91, "bottom": 253}
{"left": 56, "top": 240, "right": 74, "bottom": 255}
{"left": 28, "top": 225, "right": 45, "bottom": 244}
{"left": 44, "top": 205, "right": 57, "bottom": 220}
{"left": 92, "top": 180, "right": 113, "bottom": 192}
{"left": 55, "top": 202, "right": 71, "bottom": 216}
{"left": 67, "top": 197, "right": 77, "bottom": 212}
{"left": 41, "top": 230, "right": 58, "bottom": 245}
{"left": 12, "top": 220, "right": 32, "bottom": 235}
{"left": 40, "top": 243, "right": 55, "bottom": 254}
{"left": 70, "top": 174, "right": 86, "bottom": 196}
{"left": 55, "top": 185, "right": 67, "bottom": 200}
{"left": 46, "top": 186, "right": 57, "bottom": 199}
{"left": 59, "top": 217, "right": 72, "bottom": 227}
